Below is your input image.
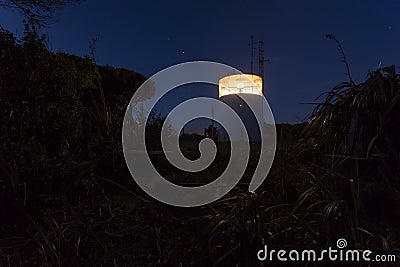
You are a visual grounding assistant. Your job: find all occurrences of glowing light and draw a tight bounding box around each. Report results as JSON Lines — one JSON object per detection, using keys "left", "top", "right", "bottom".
{"left": 219, "top": 74, "right": 263, "bottom": 97}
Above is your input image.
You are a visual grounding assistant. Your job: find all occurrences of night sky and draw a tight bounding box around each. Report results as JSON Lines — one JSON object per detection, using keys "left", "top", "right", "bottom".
{"left": 1, "top": 0, "right": 399, "bottom": 124}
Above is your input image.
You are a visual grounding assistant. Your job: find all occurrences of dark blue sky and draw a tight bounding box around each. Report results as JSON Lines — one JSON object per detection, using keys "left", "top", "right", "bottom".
{"left": 1, "top": 0, "right": 399, "bottom": 123}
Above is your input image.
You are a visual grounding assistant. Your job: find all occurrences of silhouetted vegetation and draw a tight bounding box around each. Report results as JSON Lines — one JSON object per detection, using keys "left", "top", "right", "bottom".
{"left": 0, "top": 0, "right": 81, "bottom": 25}
{"left": 1, "top": 22, "right": 399, "bottom": 266}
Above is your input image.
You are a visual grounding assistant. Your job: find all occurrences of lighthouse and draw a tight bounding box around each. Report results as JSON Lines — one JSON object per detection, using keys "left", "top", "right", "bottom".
{"left": 218, "top": 74, "right": 264, "bottom": 142}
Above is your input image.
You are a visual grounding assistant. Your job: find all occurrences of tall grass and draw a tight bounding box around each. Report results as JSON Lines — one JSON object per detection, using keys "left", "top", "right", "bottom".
{"left": 1, "top": 25, "right": 400, "bottom": 265}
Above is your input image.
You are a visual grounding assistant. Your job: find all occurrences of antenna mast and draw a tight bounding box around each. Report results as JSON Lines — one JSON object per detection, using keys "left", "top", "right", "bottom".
{"left": 250, "top": 35, "right": 254, "bottom": 74}
{"left": 258, "top": 41, "right": 264, "bottom": 80}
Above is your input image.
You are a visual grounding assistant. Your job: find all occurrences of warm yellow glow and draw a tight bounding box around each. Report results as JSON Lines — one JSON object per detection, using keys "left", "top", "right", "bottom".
{"left": 219, "top": 74, "right": 263, "bottom": 97}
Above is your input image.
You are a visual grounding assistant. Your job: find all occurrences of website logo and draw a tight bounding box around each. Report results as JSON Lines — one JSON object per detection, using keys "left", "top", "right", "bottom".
{"left": 257, "top": 238, "right": 397, "bottom": 263}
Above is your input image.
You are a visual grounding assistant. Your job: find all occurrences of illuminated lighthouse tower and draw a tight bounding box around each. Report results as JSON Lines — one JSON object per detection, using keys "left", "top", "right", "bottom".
{"left": 218, "top": 73, "right": 264, "bottom": 142}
